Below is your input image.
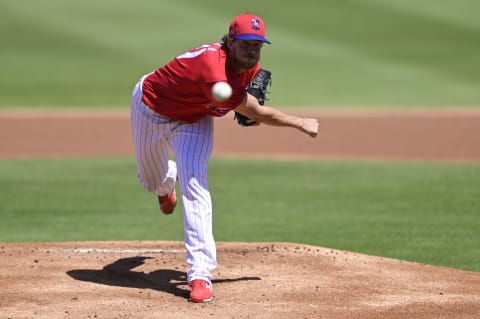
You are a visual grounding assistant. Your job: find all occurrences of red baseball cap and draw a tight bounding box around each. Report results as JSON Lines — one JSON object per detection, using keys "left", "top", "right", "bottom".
{"left": 229, "top": 13, "right": 271, "bottom": 44}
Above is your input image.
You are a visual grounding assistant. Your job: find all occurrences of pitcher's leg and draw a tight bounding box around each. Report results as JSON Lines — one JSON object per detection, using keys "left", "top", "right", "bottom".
{"left": 130, "top": 80, "right": 177, "bottom": 196}
{"left": 170, "top": 116, "right": 216, "bottom": 284}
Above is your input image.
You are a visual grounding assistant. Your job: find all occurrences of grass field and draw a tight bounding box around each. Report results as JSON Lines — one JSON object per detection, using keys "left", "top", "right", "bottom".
{"left": 1, "top": 158, "right": 479, "bottom": 271}
{"left": 1, "top": 0, "right": 480, "bottom": 107}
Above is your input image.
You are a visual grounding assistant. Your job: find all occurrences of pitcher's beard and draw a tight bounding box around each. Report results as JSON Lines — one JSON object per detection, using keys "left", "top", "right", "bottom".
{"left": 232, "top": 57, "right": 258, "bottom": 71}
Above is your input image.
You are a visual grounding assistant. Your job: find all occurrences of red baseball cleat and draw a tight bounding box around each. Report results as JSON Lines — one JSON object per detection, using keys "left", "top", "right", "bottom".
{"left": 158, "top": 189, "right": 177, "bottom": 215}
{"left": 189, "top": 279, "right": 213, "bottom": 303}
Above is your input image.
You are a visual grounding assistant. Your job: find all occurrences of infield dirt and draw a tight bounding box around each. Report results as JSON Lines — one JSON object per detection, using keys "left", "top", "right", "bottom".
{"left": 1, "top": 109, "right": 479, "bottom": 318}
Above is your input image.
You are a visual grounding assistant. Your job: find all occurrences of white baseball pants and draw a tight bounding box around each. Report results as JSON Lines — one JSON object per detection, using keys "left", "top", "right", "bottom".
{"left": 130, "top": 76, "right": 216, "bottom": 284}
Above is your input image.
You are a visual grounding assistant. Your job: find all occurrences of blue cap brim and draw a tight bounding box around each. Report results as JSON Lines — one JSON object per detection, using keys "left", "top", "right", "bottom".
{"left": 234, "top": 34, "right": 271, "bottom": 44}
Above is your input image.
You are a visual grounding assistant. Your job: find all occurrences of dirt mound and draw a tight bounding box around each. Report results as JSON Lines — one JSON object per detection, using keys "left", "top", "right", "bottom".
{"left": 1, "top": 241, "right": 479, "bottom": 318}
{"left": 1, "top": 109, "right": 480, "bottom": 162}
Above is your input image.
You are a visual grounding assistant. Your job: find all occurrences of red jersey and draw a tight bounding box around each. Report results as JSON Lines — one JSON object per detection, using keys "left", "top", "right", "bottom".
{"left": 142, "top": 42, "right": 260, "bottom": 123}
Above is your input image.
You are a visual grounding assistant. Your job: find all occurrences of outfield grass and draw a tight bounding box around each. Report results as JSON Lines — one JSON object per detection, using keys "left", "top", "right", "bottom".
{"left": 1, "top": 157, "right": 479, "bottom": 271}
{"left": 1, "top": 0, "right": 480, "bottom": 107}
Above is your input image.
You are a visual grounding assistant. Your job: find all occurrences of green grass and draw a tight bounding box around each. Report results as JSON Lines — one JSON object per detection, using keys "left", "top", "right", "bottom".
{"left": 1, "top": 0, "right": 480, "bottom": 107}
{"left": 1, "top": 157, "right": 479, "bottom": 271}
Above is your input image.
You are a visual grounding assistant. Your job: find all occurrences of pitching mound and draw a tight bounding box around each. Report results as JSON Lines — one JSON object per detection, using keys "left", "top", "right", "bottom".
{"left": 1, "top": 241, "right": 479, "bottom": 318}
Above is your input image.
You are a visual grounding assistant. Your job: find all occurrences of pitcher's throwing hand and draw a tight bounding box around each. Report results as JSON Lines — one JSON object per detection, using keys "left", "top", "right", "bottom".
{"left": 301, "top": 118, "right": 319, "bottom": 137}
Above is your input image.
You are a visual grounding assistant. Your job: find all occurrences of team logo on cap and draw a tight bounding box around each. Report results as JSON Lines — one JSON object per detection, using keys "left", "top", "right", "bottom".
{"left": 250, "top": 18, "right": 260, "bottom": 30}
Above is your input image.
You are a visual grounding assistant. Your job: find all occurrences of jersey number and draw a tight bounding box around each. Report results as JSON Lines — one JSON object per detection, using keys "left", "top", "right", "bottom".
{"left": 177, "top": 44, "right": 218, "bottom": 59}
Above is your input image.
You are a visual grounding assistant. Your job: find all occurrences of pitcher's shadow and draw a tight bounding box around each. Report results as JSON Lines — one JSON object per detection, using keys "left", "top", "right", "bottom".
{"left": 67, "top": 256, "right": 261, "bottom": 300}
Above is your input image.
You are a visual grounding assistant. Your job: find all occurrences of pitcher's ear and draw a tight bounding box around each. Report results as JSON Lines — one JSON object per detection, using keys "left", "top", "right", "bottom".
{"left": 227, "top": 35, "right": 235, "bottom": 48}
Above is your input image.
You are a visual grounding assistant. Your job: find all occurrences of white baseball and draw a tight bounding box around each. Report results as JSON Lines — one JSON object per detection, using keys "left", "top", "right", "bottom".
{"left": 212, "top": 81, "right": 232, "bottom": 102}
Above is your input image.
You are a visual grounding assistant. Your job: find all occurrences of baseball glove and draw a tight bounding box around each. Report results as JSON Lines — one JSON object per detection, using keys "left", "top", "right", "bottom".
{"left": 234, "top": 68, "right": 272, "bottom": 126}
